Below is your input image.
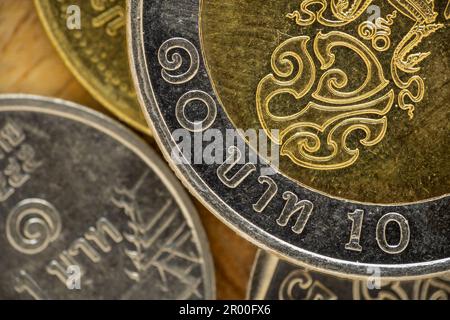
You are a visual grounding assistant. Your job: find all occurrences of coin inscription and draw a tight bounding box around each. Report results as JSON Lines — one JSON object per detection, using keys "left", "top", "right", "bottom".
{"left": 0, "top": 121, "right": 42, "bottom": 202}
{"left": 0, "top": 95, "right": 214, "bottom": 299}
{"left": 129, "top": 0, "right": 449, "bottom": 277}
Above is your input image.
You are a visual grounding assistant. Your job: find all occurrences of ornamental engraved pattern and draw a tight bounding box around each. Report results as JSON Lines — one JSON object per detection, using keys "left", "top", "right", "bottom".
{"left": 256, "top": 0, "right": 445, "bottom": 170}
{"left": 278, "top": 267, "right": 450, "bottom": 300}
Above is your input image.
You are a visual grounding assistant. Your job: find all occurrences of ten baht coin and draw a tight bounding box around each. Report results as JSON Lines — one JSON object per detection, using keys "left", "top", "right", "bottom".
{"left": 0, "top": 94, "right": 215, "bottom": 299}
{"left": 128, "top": 0, "right": 449, "bottom": 277}
{"left": 34, "top": 0, "right": 150, "bottom": 134}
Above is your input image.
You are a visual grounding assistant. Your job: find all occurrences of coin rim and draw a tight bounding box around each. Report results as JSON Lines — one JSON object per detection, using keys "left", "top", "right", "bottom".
{"left": 33, "top": 0, "right": 152, "bottom": 135}
{"left": 246, "top": 250, "right": 279, "bottom": 300}
{"left": 247, "top": 249, "right": 450, "bottom": 300}
{"left": 0, "top": 93, "right": 216, "bottom": 299}
{"left": 127, "top": 0, "right": 450, "bottom": 279}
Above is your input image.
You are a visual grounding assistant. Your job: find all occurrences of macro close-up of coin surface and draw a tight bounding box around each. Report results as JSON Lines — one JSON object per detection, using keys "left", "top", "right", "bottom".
{"left": 34, "top": 0, "right": 149, "bottom": 134}
{"left": 129, "top": 0, "right": 449, "bottom": 277}
{"left": 248, "top": 250, "right": 450, "bottom": 300}
{"left": 0, "top": 95, "right": 214, "bottom": 299}
{"left": 200, "top": 0, "right": 449, "bottom": 205}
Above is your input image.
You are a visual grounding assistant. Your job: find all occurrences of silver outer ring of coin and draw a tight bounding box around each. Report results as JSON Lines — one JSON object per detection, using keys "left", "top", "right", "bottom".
{"left": 0, "top": 93, "right": 216, "bottom": 299}
{"left": 247, "top": 250, "right": 450, "bottom": 300}
{"left": 127, "top": 0, "right": 449, "bottom": 279}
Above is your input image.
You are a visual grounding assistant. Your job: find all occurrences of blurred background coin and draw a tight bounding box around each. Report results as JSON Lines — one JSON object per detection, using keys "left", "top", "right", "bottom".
{"left": 34, "top": 0, "right": 150, "bottom": 134}
{"left": 248, "top": 250, "right": 450, "bottom": 300}
{"left": 0, "top": 94, "right": 215, "bottom": 299}
{"left": 129, "top": 0, "right": 449, "bottom": 277}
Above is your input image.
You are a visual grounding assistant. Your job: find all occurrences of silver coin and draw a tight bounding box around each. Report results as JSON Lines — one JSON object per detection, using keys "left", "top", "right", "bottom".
{"left": 0, "top": 94, "right": 215, "bottom": 299}
{"left": 128, "top": 0, "right": 450, "bottom": 278}
{"left": 248, "top": 250, "right": 450, "bottom": 300}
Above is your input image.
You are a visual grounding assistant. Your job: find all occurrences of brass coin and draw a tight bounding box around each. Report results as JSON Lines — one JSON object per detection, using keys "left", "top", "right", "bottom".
{"left": 34, "top": 0, "right": 150, "bottom": 134}
{"left": 199, "top": 0, "right": 449, "bottom": 204}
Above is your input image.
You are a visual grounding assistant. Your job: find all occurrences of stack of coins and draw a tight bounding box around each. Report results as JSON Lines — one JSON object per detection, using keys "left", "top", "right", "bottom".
{"left": 0, "top": 0, "right": 448, "bottom": 300}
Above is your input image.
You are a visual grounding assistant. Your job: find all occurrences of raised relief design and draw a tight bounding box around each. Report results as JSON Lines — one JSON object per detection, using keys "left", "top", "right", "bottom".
{"left": 413, "top": 274, "right": 450, "bottom": 300}
{"left": 113, "top": 172, "right": 205, "bottom": 299}
{"left": 277, "top": 265, "right": 450, "bottom": 300}
{"left": 158, "top": 37, "right": 200, "bottom": 85}
{"left": 358, "top": 10, "right": 397, "bottom": 51}
{"left": 279, "top": 269, "right": 338, "bottom": 300}
{"left": 46, "top": 217, "right": 122, "bottom": 285}
{"left": 217, "top": 147, "right": 256, "bottom": 188}
{"left": 0, "top": 121, "right": 42, "bottom": 202}
{"left": 390, "top": 0, "right": 442, "bottom": 117}
{"left": 15, "top": 171, "right": 206, "bottom": 299}
{"left": 257, "top": 0, "right": 443, "bottom": 170}
{"left": 286, "top": 0, "right": 373, "bottom": 27}
{"left": 353, "top": 274, "right": 450, "bottom": 300}
{"left": 446, "top": 0, "right": 450, "bottom": 20}
{"left": 352, "top": 279, "right": 410, "bottom": 299}
{"left": 176, "top": 90, "right": 217, "bottom": 132}
{"left": 253, "top": 176, "right": 278, "bottom": 213}
{"left": 14, "top": 270, "right": 48, "bottom": 300}
{"left": 277, "top": 192, "right": 314, "bottom": 234}
{"left": 6, "top": 199, "right": 62, "bottom": 255}
{"left": 91, "top": 0, "right": 125, "bottom": 37}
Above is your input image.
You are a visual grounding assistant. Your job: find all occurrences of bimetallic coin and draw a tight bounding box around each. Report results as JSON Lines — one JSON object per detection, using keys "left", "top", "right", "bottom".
{"left": 200, "top": 0, "right": 449, "bottom": 205}
{"left": 34, "top": 0, "right": 150, "bottom": 134}
{"left": 248, "top": 250, "right": 450, "bottom": 300}
{"left": 129, "top": 0, "right": 449, "bottom": 277}
{"left": 0, "top": 94, "right": 214, "bottom": 299}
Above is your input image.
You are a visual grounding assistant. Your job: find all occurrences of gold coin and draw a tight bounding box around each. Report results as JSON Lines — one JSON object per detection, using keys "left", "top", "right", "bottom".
{"left": 199, "top": 0, "right": 449, "bottom": 204}
{"left": 35, "top": 0, "right": 150, "bottom": 134}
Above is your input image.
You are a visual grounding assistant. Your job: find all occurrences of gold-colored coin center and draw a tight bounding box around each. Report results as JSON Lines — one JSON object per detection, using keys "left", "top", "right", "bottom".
{"left": 35, "top": 0, "right": 149, "bottom": 134}
{"left": 200, "top": 0, "right": 449, "bottom": 204}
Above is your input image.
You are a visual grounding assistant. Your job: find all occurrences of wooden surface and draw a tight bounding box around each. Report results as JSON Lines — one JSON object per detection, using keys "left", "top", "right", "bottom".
{"left": 0, "top": 0, "right": 256, "bottom": 300}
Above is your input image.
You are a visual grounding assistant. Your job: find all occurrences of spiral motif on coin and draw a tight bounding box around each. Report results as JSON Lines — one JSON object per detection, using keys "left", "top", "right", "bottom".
{"left": 158, "top": 37, "right": 200, "bottom": 84}
{"left": 358, "top": 11, "right": 397, "bottom": 52}
{"left": 279, "top": 269, "right": 337, "bottom": 300}
{"left": 286, "top": 0, "right": 373, "bottom": 27}
{"left": 256, "top": 31, "right": 394, "bottom": 170}
{"left": 6, "top": 199, "right": 62, "bottom": 255}
{"left": 268, "top": 1, "right": 443, "bottom": 169}
{"left": 358, "top": 21, "right": 377, "bottom": 38}
{"left": 358, "top": 21, "right": 389, "bottom": 51}
{"left": 279, "top": 269, "right": 313, "bottom": 300}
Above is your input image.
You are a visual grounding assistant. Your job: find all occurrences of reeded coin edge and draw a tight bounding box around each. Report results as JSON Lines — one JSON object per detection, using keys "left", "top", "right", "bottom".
{"left": 0, "top": 93, "right": 216, "bottom": 299}
{"left": 127, "top": 0, "right": 450, "bottom": 279}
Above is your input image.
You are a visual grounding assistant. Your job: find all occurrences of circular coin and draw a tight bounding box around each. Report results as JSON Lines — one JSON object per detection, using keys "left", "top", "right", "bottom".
{"left": 129, "top": 0, "right": 449, "bottom": 277}
{"left": 34, "top": 0, "right": 150, "bottom": 134}
{"left": 248, "top": 250, "right": 450, "bottom": 300}
{"left": 0, "top": 94, "right": 214, "bottom": 299}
